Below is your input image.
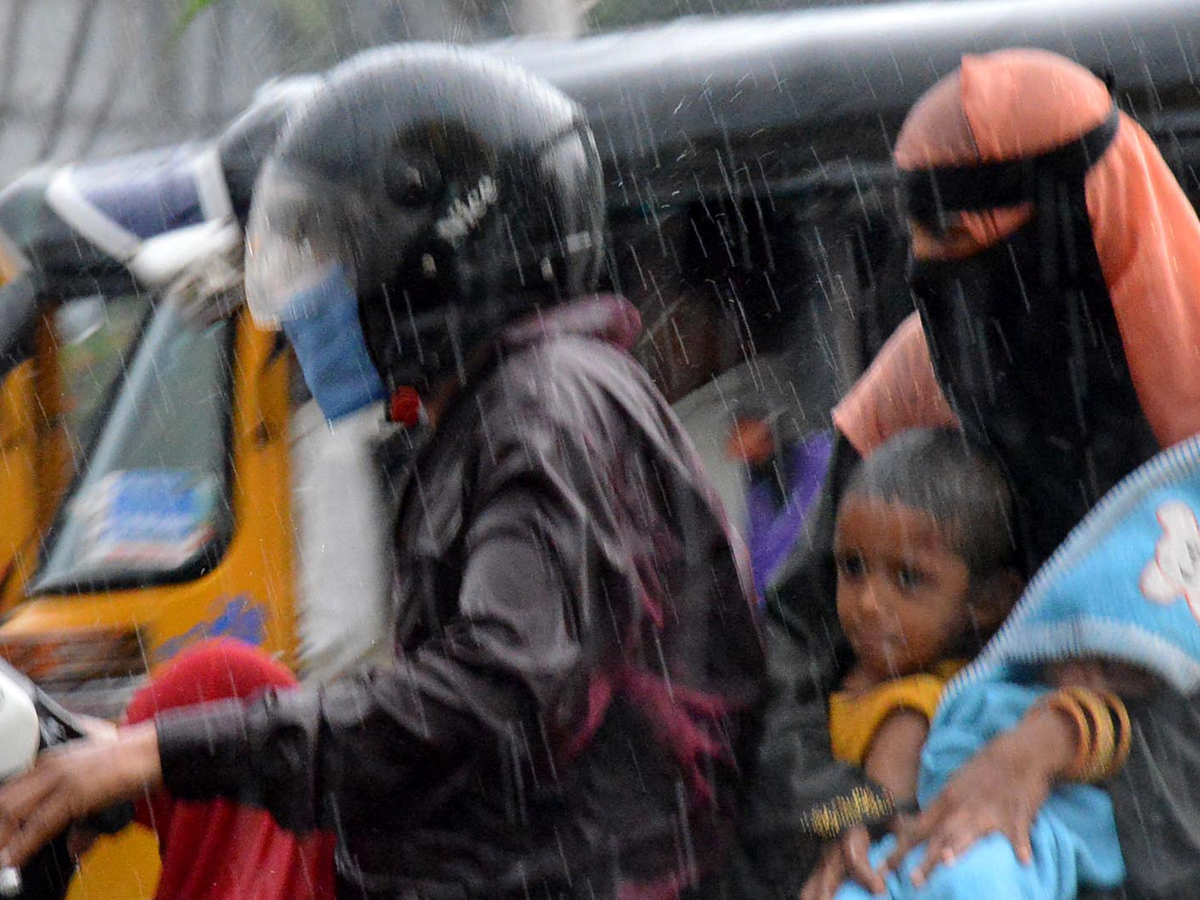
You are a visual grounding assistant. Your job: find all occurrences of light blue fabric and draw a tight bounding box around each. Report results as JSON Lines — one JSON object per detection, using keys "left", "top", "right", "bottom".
{"left": 956, "top": 433, "right": 1200, "bottom": 695}
{"left": 834, "top": 682, "right": 1124, "bottom": 900}
{"left": 280, "top": 263, "right": 388, "bottom": 422}
{"left": 832, "top": 432, "right": 1200, "bottom": 898}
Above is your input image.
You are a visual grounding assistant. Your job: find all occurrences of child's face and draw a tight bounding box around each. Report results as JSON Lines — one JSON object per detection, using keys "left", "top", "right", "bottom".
{"left": 835, "top": 494, "right": 973, "bottom": 682}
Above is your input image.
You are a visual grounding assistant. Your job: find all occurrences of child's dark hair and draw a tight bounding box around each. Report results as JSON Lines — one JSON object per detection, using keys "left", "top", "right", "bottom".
{"left": 841, "top": 428, "right": 1017, "bottom": 577}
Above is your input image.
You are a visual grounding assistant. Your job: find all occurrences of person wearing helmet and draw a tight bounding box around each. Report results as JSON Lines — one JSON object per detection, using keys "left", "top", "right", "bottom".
{"left": 736, "top": 50, "right": 1200, "bottom": 900}
{"left": 0, "top": 47, "right": 764, "bottom": 899}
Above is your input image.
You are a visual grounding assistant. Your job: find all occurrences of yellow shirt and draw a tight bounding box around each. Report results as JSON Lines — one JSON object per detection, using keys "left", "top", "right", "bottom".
{"left": 828, "top": 660, "right": 967, "bottom": 766}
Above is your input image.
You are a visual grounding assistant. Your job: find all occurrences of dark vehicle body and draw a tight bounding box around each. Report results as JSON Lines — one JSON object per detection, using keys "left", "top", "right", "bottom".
{"left": 466, "top": 0, "right": 1200, "bottom": 543}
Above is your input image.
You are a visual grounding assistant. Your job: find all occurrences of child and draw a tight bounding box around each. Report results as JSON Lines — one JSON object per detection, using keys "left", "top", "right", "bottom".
{"left": 809, "top": 428, "right": 1200, "bottom": 899}
{"left": 801, "top": 428, "right": 1024, "bottom": 900}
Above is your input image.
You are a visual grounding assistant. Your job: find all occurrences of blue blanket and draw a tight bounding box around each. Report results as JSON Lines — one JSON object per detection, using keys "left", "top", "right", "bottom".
{"left": 959, "top": 435, "right": 1200, "bottom": 694}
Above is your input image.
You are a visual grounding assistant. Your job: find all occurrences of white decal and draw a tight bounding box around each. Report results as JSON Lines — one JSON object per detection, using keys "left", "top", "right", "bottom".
{"left": 1141, "top": 500, "right": 1200, "bottom": 622}
{"left": 435, "top": 175, "right": 499, "bottom": 241}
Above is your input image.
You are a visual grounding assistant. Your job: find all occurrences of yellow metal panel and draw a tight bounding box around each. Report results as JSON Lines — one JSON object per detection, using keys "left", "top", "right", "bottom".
{"left": 0, "top": 359, "right": 42, "bottom": 612}
{"left": 66, "top": 829, "right": 160, "bottom": 900}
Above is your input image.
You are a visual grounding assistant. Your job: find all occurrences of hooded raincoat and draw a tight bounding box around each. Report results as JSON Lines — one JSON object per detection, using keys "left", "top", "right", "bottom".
{"left": 152, "top": 296, "right": 765, "bottom": 899}
{"left": 736, "top": 51, "right": 1200, "bottom": 900}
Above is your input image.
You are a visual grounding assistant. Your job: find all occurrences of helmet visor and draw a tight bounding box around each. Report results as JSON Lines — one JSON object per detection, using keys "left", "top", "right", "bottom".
{"left": 244, "top": 164, "right": 360, "bottom": 329}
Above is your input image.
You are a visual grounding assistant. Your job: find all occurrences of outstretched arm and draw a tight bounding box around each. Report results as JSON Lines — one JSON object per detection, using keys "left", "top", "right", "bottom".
{"left": 0, "top": 492, "right": 590, "bottom": 865}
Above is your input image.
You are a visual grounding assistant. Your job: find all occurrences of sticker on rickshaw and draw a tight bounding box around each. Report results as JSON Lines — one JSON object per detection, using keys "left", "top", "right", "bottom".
{"left": 75, "top": 469, "right": 217, "bottom": 569}
{"left": 157, "top": 594, "right": 267, "bottom": 663}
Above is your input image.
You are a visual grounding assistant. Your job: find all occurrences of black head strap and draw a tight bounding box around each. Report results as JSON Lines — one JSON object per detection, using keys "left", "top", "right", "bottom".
{"left": 902, "top": 106, "right": 1120, "bottom": 233}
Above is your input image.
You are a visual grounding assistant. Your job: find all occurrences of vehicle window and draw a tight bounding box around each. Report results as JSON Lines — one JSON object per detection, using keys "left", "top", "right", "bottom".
{"left": 605, "top": 176, "right": 910, "bottom": 566}
{"left": 53, "top": 293, "right": 150, "bottom": 468}
{"left": 608, "top": 180, "right": 909, "bottom": 425}
{"left": 33, "top": 302, "right": 234, "bottom": 591}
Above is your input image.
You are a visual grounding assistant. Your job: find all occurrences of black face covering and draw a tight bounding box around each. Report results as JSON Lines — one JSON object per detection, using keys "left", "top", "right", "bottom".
{"left": 903, "top": 108, "right": 1159, "bottom": 570}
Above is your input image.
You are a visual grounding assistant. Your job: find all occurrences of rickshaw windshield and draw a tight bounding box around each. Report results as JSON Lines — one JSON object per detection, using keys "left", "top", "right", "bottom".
{"left": 32, "top": 302, "right": 234, "bottom": 593}
{"left": 54, "top": 293, "right": 152, "bottom": 464}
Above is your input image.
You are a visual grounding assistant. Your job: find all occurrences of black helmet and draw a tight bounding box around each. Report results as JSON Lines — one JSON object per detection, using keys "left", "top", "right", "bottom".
{"left": 244, "top": 45, "right": 605, "bottom": 392}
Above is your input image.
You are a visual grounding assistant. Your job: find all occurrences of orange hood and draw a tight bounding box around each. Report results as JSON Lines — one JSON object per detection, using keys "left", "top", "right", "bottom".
{"left": 837, "top": 49, "right": 1200, "bottom": 455}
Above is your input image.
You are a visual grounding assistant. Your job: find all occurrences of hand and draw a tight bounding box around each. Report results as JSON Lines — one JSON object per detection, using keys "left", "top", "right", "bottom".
{"left": 74, "top": 714, "right": 118, "bottom": 744}
{"left": 800, "top": 825, "right": 886, "bottom": 900}
{"left": 0, "top": 722, "right": 161, "bottom": 869}
{"left": 883, "top": 704, "right": 1076, "bottom": 886}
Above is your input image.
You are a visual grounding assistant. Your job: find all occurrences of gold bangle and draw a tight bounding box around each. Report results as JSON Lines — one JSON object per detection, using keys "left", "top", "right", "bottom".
{"left": 1061, "top": 687, "right": 1116, "bottom": 782}
{"left": 799, "top": 785, "right": 896, "bottom": 840}
{"left": 1095, "top": 690, "right": 1132, "bottom": 780}
{"left": 1037, "top": 690, "right": 1092, "bottom": 780}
